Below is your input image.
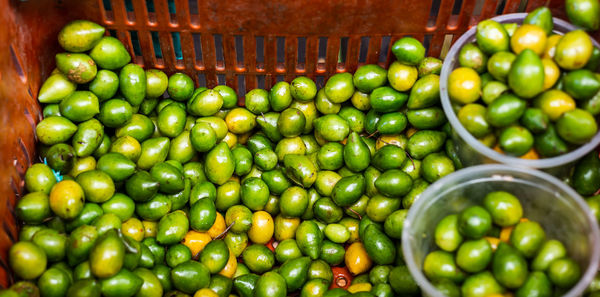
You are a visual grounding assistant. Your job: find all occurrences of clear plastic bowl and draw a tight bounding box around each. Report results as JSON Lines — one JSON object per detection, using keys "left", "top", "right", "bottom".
{"left": 402, "top": 164, "right": 600, "bottom": 297}
{"left": 440, "top": 13, "right": 600, "bottom": 177}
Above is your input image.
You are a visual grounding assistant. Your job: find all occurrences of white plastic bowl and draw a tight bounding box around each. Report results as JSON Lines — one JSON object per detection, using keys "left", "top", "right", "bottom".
{"left": 440, "top": 13, "right": 600, "bottom": 176}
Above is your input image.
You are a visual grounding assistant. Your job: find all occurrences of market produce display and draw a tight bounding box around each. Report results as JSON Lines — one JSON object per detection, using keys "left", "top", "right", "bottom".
{"left": 448, "top": 6, "right": 600, "bottom": 157}
{"left": 425, "top": 191, "right": 581, "bottom": 296}
{"left": 5, "top": 18, "right": 460, "bottom": 297}
{"left": 5, "top": 1, "right": 600, "bottom": 297}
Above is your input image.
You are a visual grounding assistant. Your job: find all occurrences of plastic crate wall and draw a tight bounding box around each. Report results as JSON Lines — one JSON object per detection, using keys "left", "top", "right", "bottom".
{"left": 0, "top": 0, "right": 591, "bottom": 288}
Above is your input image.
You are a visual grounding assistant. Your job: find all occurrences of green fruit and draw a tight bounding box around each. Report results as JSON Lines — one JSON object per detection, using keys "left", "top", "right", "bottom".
{"left": 157, "top": 104, "right": 186, "bottom": 137}
{"left": 488, "top": 51, "right": 516, "bottom": 82}
{"left": 279, "top": 256, "right": 311, "bottom": 291}
{"left": 189, "top": 89, "right": 223, "bottom": 116}
{"left": 566, "top": 0, "right": 600, "bottom": 31}
{"left": 391, "top": 37, "right": 425, "bottom": 66}
{"left": 556, "top": 108, "right": 598, "bottom": 144}
{"left": 157, "top": 210, "right": 189, "bottom": 245}
{"left": 510, "top": 221, "right": 546, "bottom": 258}
{"left": 520, "top": 108, "right": 549, "bottom": 134}
{"left": 99, "top": 99, "right": 133, "bottom": 128}
{"left": 564, "top": 69, "right": 600, "bottom": 100}
{"left": 100, "top": 269, "right": 143, "bottom": 297}
{"left": 372, "top": 145, "right": 406, "bottom": 171}
{"left": 89, "top": 36, "right": 131, "bottom": 70}
{"left": 120, "top": 64, "right": 147, "bottom": 106}
{"left": 319, "top": 240, "right": 345, "bottom": 265}
{"left": 168, "top": 73, "right": 195, "bottom": 102}
{"left": 492, "top": 243, "right": 529, "bottom": 289}
{"left": 362, "top": 224, "right": 396, "bottom": 265}
{"left": 190, "top": 197, "right": 217, "bottom": 231}
{"left": 456, "top": 239, "right": 493, "bottom": 273}
{"left": 46, "top": 143, "right": 76, "bottom": 174}
{"left": 555, "top": 30, "right": 593, "bottom": 70}
{"left": 458, "top": 206, "right": 492, "bottom": 239}
{"left": 200, "top": 240, "right": 229, "bottom": 273}
{"left": 8, "top": 240, "right": 46, "bottom": 280}
{"left": 38, "top": 73, "right": 77, "bottom": 103}
{"left": 58, "top": 20, "right": 105, "bottom": 52}
{"left": 38, "top": 267, "right": 71, "bottom": 297}
{"left": 534, "top": 125, "right": 569, "bottom": 157}
{"left": 515, "top": 271, "right": 553, "bottom": 297}
{"left": 314, "top": 198, "right": 344, "bottom": 224}
{"left": 332, "top": 174, "right": 365, "bottom": 207}
{"left": 508, "top": 49, "right": 545, "bottom": 99}
{"left": 407, "top": 130, "right": 446, "bottom": 159}
{"left": 324, "top": 73, "right": 354, "bottom": 103}
{"left": 423, "top": 250, "right": 466, "bottom": 283}
{"left": 314, "top": 114, "right": 350, "bottom": 142}
{"left": 499, "top": 125, "right": 534, "bottom": 156}
{"left": 59, "top": 91, "right": 100, "bottom": 122}
{"left": 76, "top": 170, "right": 114, "bottom": 203}
{"left": 67, "top": 279, "right": 101, "bottom": 297}
{"left": 524, "top": 6, "right": 553, "bottom": 34}
{"left": 56, "top": 53, "right": 97, "bottom": 84}
{"left": 296, "top": 220, "right": 324, "bottom": 260}
{"left": 242, "top": 245, "right": 275, "bottom": 273}
{"left": 290, "top": 76, "right": 317, "bottom": 102}
{"left": 376, "top": 112, "right": 407, "bottom": 135}
{"left": 459, "top": 43, "right": 488, "bottom": 73}
{"left": 136, "top": 193, "right": 171, "bottom": 220}
{"left": 133, "top": 268, "right": 163, "bottom": 297}
{"left": 233, "top": 273, "right": 259, "bottom": 297}
{"left": 245, "top": 89, "right": 270, "bottom": 114}
{"left": 369, "top": 86, "right": 408, "bottom": 112}
{"left": 171, "top": 261, "right": 210, "bottom": 294}
{"left": 125, "top": 171, "right": 159, "bottom": 202}
{"left": 353, "top": 64, "right": 388, "bottom": 93}
{"left": 421, "top": 153, "right": 455, "bottom": 183}
{"left": 476, "top": 20, "right": 510, "bottom": 54}
{"left": 407, "top": 74, "right": 440, "bottom": 110}
{"left": 547, "top": 258, "right": 581, "bottom": 288}
{"left": 270, "top": 81, "right": 293, "bottom": 111}
{"left": 375, "top": 169, "right": 412, "bottom": 197}
{"left": 67, "top": 225, "right": 98, "bottom": 267}
{"left": 116, "top": 114, "right": 155, "bottom": 142}
{"left": 254, "top": 272, "right": 287, "bottom": 297}
{"left": 418, "top": 57, "right": 443, "bottom": 77}
{"left": 89, "top": 229, "right": 125, "bottom": 279}
{"left": 283, "top": 154, "right": 317, "bottom": 188}
{"left": 146, "top": 69, "right": 169, "bottom": 99}
{"left": 435, "top": 214, "right": 464, "bottom": 252}
{"left": 532, "top": 239, "right": 567, "bottom": 271}
{"left": 407, "top": 107, "right": 446, "bottom": 130}
{"left": 97, "top": 152, "right": 136, "bottom": 182}
{"left": 150, "top": 161, "right": 184, "bottom": 194}
{"left": 389, "top": 265, "right": 420, "bottom": 295}
{"left": 279, "top": 186, "right": 308, "bottom": 217}
{"left": 16, "top": 192, "right": 51, "bottom": 224}
{"left": 225, "top": 205, "right": 253, "bottom": 234}
{"left": 205, "top": 142, "right": 235, "bottom": 185}
{"left": 344, "top": 132, "right": 371, "bottom": 172}
{"left": 458, "top": 104, "right": 491, "bottom": 138}
{"left": 461, "top": 271, "right": 504, "bottom": 297}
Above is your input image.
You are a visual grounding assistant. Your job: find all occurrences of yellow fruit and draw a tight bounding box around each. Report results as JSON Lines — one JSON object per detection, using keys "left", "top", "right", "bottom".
{"left": 218, "top": 248, "right": 238, "bottom": 278}
{"left": 49, "top": 180, "right": 85, "bottom": 219}
{"left": 484, "top": 237, "right": 501, "bottom": 251}
{"left": 182, "top": 230, "right": 212, "bottom": 256}
{"left": 543, "top": 34, "right": 562, "bottom": 59}
{"left": 142, "top": 220, "right": 157, "bottom": 238}
{"left": 534, "top": 90, "right": 576, "bottom": 121}
{"left": 207, "top": 212, "right": 226, "bottom": 239}
{"left": 387, "top": 61, "right": 418, "bottom": 92}
{"left": 223, "top": 132, "right": 238, "bottom": 148}
{"left": 248, "top": 211, "right": 274, "bottom": 244}
{"left": 510, "top": 24, "right": 547, "bottom": 55}
{"left": 345, "top": 242, "right": 373, "bottom": 275}
{"left": 542, "top": 58, "right": 560, "bottom": 90}
{"left": 347, "top": 283, "right": 372, "bottom": 293}
{"left": 122, "top": 218, "right": 144, "bottom": 241}
{"left": 376, "top": 134, "right": 405, "bottom": 150}
{"left": 448, "top": 67, "right": 481, "bottom": 104}
{"left": 193, "top": 288, "right": 219, "bottom": 297}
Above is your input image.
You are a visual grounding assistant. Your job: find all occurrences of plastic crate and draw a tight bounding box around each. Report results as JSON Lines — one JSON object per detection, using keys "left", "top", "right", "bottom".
{"left": 0, "top": 0, "right": 596, "bottom": 288}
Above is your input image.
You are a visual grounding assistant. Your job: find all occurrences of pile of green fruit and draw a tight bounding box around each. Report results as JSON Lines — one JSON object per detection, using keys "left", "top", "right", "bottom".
{"left": 448, "top": 6, "right": 600, "bottom": 157}
{"left": 4, "top": 18, "right": 461, "bottom": 297}
{"left": 425, "top": 191, "right": 581, "bottom": 296}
